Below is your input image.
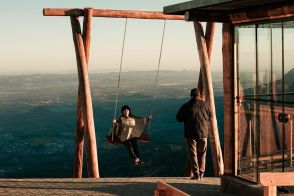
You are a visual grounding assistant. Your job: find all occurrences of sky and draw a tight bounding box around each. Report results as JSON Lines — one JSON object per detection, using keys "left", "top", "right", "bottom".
{"left": 0, "top": 0, "right": 223, "bottom": 75}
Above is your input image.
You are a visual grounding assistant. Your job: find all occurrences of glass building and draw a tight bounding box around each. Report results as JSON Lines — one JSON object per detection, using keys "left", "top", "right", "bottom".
{"left": 236, "top": 22, "right": 294, "bottom": 182}
{"left": 164, "top": 0, "right": 294, "bottom": 192}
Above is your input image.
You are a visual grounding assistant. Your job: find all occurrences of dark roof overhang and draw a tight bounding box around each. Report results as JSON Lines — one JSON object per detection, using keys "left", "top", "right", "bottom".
{"left": 164, "top": 0, "right": 294, "bottom": 24}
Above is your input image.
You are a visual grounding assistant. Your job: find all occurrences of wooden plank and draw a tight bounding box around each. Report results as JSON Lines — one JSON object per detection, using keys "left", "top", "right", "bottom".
{"left": 43, "top": 8, "right": 184, "bottom": 20}
{"left": 155, "top": 180, "right": 190, "bottom": 196}
{"left": 260, "top": 172, "right": 294, "bottom": 186}
{"left": 73, "top": 8, "right": 93, "bottom": 178}
{"left": 71, "top": 16, "right": 99, "bottom": 178}
{"left": 194, "top": 22, "right": 224, "bottom": 177}
{"left": 230, "top": 3, "right": 294, "bottom": 24}
{"left": 222, "top": 23, "right": 234, "bottom": 175}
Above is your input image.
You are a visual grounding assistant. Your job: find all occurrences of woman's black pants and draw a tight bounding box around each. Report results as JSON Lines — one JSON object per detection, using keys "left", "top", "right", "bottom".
{"left": 123, "top": 138, "right": 140, "bottom": 161}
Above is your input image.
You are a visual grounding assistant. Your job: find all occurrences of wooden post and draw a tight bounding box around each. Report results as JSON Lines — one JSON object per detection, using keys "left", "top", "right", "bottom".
{"left": 197, "top": 23, "right": 216, "bottom": 96}
{"left": 82, "top": 8, "right": 92, "bottom": 63}
{"left": 222, "top": 23, "right": 235, "bottom": 175}
{"left": 186, "top": 22, "right": 216, "bottom": 177}
{"left": 71, "top": 14, "right": 99, "bottom": 178}
{"left": 194, "top": 22, "right": 224, "bottom": 176}
{"left": 73, "top": 89, "right": 85, "bottom": 178}
{"left": 264, "top": 186, "right": 277, "bottom": 196}
{"left": 73, "top": 8, "right": 93, "bottom": 178}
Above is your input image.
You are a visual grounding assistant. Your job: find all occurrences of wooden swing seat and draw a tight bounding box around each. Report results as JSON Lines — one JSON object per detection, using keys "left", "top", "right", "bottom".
{"left": 106, "top": 134, "right": 151, "bottom": 145}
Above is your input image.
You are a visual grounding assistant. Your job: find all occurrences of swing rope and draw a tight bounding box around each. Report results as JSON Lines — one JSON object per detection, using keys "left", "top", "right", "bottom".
{"left": 113, "top": 18, "right": 128, "bottom": 120}
{"left": 149, "top": 20, "right": 166, "bottom": 118}
{"left": 109, "top": 19, "right": 166, "bottom": 143}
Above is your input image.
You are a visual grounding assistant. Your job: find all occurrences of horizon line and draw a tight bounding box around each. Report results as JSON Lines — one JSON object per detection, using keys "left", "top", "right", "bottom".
{"left": 0, "top": 69, "right": 224, "bottom": 76}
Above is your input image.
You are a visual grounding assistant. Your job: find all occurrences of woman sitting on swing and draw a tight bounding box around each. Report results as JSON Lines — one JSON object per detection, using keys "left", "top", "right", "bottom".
{"left": 112, "top": 105, "right": 152, "bottom": 166}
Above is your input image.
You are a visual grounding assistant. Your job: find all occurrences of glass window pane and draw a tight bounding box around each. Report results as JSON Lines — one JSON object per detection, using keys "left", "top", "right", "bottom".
{"left": 236, "top": 25, "right": 258, "bottom": 181}
{"left": 283, "top": 21, "right": 294, "bottom": 170}
{"left": 257, "top": 25, "right": 271, "bottom": 96}
{"left": 237, "top": 99, "right": 257, "bottom": 181}
{"left": 272, "top": 24, "right": 283, "bottom": 102}
{"left": 236, "top": 22, "right": 290, "bottom": 182}
{"left": 237, "top": 25, "right": 256, "bottom": 98}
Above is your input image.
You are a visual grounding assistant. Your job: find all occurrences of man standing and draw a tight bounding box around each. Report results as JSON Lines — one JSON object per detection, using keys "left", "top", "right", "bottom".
{"left": 176, "top": 88, "right": 211, "bottom": 180}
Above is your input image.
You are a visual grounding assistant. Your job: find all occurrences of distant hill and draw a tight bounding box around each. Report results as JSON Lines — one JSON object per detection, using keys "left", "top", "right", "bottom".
{"left": 0, "top": 70, "right": 223, "bottom": 108}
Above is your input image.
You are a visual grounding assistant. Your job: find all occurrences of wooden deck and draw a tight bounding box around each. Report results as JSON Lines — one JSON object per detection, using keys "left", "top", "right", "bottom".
{"left": 0, "top": 177, "right": 236, "bottom": 196}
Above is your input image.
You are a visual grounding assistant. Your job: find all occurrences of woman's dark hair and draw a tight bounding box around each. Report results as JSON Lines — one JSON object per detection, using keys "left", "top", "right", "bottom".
{"left": 121, "top": 105, "right": 131, "bottom": 114}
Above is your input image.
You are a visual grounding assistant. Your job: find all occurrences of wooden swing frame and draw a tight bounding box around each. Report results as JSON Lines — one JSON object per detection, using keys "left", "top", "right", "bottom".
{"left": 43, "top": 7, "right": 224, "bottom": 178}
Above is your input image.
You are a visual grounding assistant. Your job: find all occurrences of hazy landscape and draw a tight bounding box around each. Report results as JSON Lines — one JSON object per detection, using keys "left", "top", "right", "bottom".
{"left": 0, "top": 70, "right": 224, "bottom": 178}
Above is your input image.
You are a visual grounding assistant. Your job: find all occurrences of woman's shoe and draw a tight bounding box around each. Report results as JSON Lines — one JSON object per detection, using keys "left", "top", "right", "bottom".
{"left": 134, "top": 158, "right": 140, "bottom": 165}
{"left": 134, "top": 159, "right": 144, "bottom": 166}
{"left": 138, "top": 160, "right": 144, "bottom": 165}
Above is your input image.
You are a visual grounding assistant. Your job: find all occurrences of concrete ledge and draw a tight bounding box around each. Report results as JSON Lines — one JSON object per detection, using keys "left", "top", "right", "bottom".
{"left": 221, "top": 175, "right": 263, "bottom": 196}
{"left": 0, "top": 177, "right": 231, "bottom": 196}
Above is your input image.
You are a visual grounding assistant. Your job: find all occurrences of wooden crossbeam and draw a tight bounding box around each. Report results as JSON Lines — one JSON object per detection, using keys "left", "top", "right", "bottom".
{"left": 43, "top": 8, "right": 184, "bottom": 20}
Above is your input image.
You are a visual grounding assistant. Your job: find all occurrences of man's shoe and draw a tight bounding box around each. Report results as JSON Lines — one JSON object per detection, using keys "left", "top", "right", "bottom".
{"left": 191, "top": 176, "right": 200, "bottom": 180}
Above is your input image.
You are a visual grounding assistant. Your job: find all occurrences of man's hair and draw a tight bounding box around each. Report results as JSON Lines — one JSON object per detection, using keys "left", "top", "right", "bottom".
{"left": 190, "top": 88, "right": 200, "bottom": 98}
{"left": 121, "top": 105, "right": 131, "bottom": 113}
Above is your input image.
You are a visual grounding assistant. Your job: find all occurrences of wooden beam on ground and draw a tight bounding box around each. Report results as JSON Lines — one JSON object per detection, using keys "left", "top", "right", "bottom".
{"left": 260, "top": 172, "right": 294, "bottom": 196}
{"left": 73, "top": 8, "right": 93, "bottom": 178}
{"left": 43, "top": 8, "right": 184, "bottom": 20}
{"left": 71, "top": 15, "right": 99, "bottom": 178}
{"left": 194, "top": 22, "right": 224, "bottom": 177}
{"left": 154, "top": 180, "right": 189, "bottom": 196}
{"left": 260, "top": 172, "right": 294, "bottom": 187}
{"left": 222, "top": 23, "right": 234, "bottom": 175}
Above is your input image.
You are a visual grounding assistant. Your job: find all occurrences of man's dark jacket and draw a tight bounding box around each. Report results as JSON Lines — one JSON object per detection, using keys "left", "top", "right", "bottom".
{"left": 176, "top": 98, "right": 211, "bottom": 139}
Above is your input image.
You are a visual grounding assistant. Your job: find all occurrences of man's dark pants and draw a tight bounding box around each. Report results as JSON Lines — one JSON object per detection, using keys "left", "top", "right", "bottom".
{"left": 185, "top": 138, "right": 207, "bottom": 177}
